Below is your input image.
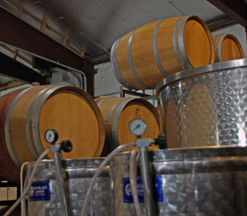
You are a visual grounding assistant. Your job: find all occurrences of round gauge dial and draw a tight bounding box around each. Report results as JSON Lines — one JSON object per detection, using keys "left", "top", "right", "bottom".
{"left": 45, "top": 129, "right": 58, "bottom": 144}
{"left": 129, "top": 118, "right": 147, "bottom": 136}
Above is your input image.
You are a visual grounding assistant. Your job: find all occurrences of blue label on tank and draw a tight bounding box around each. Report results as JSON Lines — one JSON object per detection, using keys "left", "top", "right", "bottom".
{"left": 123, "top": 176, "right": 163, "bottom": 203}
{"left": 29, "top": 180, "right": 50, "bottom": 201}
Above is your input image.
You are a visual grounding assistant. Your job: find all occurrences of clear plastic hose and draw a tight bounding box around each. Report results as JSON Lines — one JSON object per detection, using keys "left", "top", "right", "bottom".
{"left": 20, "top": 162, "right": 29, "bottom": 216}
{"left": 129, "top": 147, "right": 142, "bottom": 216}
{"left": 81, "top": 142, "right": 135, "bottom": 216}
{"left": 4, "top": 149, "right": 50, "bottom": 216}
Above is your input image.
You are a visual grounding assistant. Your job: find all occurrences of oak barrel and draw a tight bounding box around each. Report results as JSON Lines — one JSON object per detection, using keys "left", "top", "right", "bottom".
{"left": 0, "top": 85, "right": 105, "bottom": 182}
{"left": 213, "top": 34, "right": 245, "bottom": 62}
{"left": 95, "top": 97, "right": 160, "bottom": 155}
{"left": 111, "top": 15, "right": 215, "bottom": 90}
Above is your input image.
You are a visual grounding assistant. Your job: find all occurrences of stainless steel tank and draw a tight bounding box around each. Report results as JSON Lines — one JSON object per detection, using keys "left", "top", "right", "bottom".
{"left": 156, "top": 58, "right": 247, "bottom": 148}
{"left": 27, "top": 158, "right": 113, "bottom": 216}
{"left": 112, "top": 147, "right": 247, "bottom": 216}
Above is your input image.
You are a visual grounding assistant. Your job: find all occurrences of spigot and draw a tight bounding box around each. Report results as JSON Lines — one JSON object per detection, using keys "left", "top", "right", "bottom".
{"left": 154, "top": 133, "right": 167, "bottom": 149}
{"left": 61, "top": 140, "right": 73, "bottom": 153}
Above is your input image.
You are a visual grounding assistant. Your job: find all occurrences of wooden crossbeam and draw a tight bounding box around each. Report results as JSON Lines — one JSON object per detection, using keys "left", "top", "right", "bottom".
{"left": 0, "top": 52, "right": 47, "bottom": 84}
{"left": 0, "top": 6, "right": 88, "bottom": 72}
{"left": 207, "top": 0, "right": 247, "bottom": 27}
{"left": 0, "top": 81, "right": 25, "bottom": 90}
{"left": 4, "top": 0, "right": 86, "bottom": 57}
{"left": 0, "top": 3, "right": 95, "bottom": 96}
{"left": 40, "top": 11, "right": 50, "bottom": 32}
{"left": 0, "top": 44, "right": 32, "bottom": 64}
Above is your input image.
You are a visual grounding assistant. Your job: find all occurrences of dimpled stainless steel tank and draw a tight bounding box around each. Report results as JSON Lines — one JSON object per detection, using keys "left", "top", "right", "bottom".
{"left": 156, "top": 58, "right": 247, "bottom": 148}
{"left": 112, "top": 147, "right": 247, "bottom": 216}
{"left": 27, "top": 158, "right": 113, "bottom": 216}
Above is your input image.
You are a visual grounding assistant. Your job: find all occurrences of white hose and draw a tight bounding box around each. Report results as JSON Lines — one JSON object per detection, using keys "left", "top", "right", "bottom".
{"left": 129, "top": 147, "right": 142, "bottom": 216}
{"left": 81, "top": 142, "right": 135, "bottom": 216}
{"left": 21, "top": 178, "right": 28, "bottom": 216}
{"left": 20, "top": 162, "right": 29, "bottom": 216}
{"left": 4, "top": 149, "right": 50, "bottom": 216}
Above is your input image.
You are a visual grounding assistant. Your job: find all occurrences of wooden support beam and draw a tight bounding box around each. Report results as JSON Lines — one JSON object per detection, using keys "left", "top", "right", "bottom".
{"left": 0, "top": 52, "right": 47, "bottom": 84}
{"left": 62, "top": 28, "right": 70, "bottom": 45}
{"left": 0, "top": 81, "right": 25, "bottom": 91}
{"left": 12, "top": 50, "right": 18, "bottom": 60}
{"left": 40, "top": 11, "right": 50, "bottom": 32}
{"left": 207, "top": 0, "right": 247, "bottom": 27}
{"left": 16, "top": 0, "right": 27, "bottom": 17}
{"left": 0, "top": 6, "right": 88, "bottom": 73}
{"left": 0, "top": 44, "right": 32, "bottom": 64}
{"left": 0, "top": 6, "right": 95, "bottom": 97}
{"left": 4, "top": 0, "right": 86, "bottom": 58}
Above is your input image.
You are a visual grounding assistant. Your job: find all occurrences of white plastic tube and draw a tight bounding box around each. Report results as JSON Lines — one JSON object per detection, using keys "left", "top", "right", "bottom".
{"left": 81, "top": 142, "right": 135, "bottom": 216}
{"left": 129, "top": 147, "right": 142, "bottom": 216}
{"left": 4, "top": 149, "right": 50, "bottom": 216}
{"left": 20, "top": 162, "right": 29, "bottom": 216}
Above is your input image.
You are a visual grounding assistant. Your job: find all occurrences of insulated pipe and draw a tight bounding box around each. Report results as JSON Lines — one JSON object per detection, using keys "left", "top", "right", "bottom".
{"left": 51, "top": 68, "right": 82, "bottom": 89}
{"left": 68, "top": 72, "right": 81, "bottom": 88}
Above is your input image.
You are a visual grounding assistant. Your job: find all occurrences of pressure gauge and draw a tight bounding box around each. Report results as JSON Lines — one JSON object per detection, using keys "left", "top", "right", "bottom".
{"left": 45, "top": 129, "right": 58, "bottom": 144}
{"left": 129, "top": 118, "right": 147, "bottom": 136}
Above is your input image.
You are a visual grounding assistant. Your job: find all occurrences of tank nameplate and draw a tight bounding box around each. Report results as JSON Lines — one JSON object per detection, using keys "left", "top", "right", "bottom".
{"left": 29, "top": 180, "right": 50, "bottom": 201}
{"left": 122, "top": 176, "right": 163, "bottom": 203}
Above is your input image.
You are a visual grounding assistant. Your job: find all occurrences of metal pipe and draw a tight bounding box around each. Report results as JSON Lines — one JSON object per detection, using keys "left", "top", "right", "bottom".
{"left": 0, "top": 41, "right": 87, "bottom": 91}
{"left": 139, "top": 146, "right": 155, "bottom": 216}
{"left": 52, "top": 150, "right": 70, "bottom": 216}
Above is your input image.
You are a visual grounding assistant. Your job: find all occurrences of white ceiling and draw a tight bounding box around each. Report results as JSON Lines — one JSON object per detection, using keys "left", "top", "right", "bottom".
{"left": 0, "top": 0, "right": 230, "bottom": 87}
{"left": 1, "top": 0, "right": 226, "bottom": 58}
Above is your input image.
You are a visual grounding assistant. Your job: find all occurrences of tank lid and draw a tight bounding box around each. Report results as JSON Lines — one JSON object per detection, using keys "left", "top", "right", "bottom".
{"left": 156, "top": 58, "right": 247, "bottom": 95}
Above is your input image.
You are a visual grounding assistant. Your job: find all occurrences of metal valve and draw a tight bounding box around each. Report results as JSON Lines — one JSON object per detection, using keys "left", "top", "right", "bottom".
{"left": 45, "top": 130, "right": 72, "bottom": 216}
{"left": 61, "top": 140, "right": 73, "bottom": 153}
{"left": 154, "top": 133, "right": 167, "bottom": 149}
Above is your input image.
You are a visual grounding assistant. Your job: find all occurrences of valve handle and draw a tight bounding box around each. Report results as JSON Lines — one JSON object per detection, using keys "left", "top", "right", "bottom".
{"left": 154, "top": 133, "right": 167, "bottom": 149}
{"left": 61, "top": 140, "right": 73, "bottom": 153}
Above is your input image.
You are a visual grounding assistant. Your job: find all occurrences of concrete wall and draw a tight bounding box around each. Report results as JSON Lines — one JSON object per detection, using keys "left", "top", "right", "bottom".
{"left": 94, "top": 62, "right": 121, "bottom": 98}
{"left": 94, "top": 62, "right": 158, "bottom": 107}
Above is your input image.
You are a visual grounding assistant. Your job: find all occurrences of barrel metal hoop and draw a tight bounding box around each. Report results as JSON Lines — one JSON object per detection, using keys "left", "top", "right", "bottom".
{"left": 26, "top": 86, "right": 53, "bottom": 160}
{"left": 178, "top": 16, "right": 194, "bottom": 69}
{"left": 5, "top": 87, "right": 33, "bottom": 169}
{"left": 106, "top": 98, "right": 126, "bottom": 148}
{"left": 114, "top": 39, "right": 134, "bottom": 89}
{"left": 213, "top": 34, "right": 220, "bottom": 44}
{"left": 128, "top": 30, "right": 150, "bottom": 89}
{"left": 32, "top": 86, "right": 82, "bottom": 158}
{"left": 111, "top": 98, "right": 134, "bottom": 148}
{"left": 32, "top": 86, "right": 88, "bottom": 157}
{"left": 97, "top": 98, "right": 109, "bottom": 107}
{"left": 110, "top": 40, "right": 125, "bottom": 85}
{"left": 32, "top": 86, "right": 62, "bottom": 157}
{"left": 153, "top": 20, "right": 168, "bottom": 77}
{"left": 173, "top": 17, "right": 186, "bottom": 70}
{"left": 106, "top": 98, "right": 126, "bottom": 125}
{"left": 216, "top": 34, "right": 227, "bottom": 62}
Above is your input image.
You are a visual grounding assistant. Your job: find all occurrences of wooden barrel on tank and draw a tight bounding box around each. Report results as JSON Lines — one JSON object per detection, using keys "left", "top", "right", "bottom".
{"left": 110, "top": 15, "right": 215, "bottom": 90}
{"left": 95, "top": 97, "right": 160, "bottom": 155}
{"left": 0, "top": 85, "right": 105, "bottom": 183}
{"left": 213, "top": 34, "right": 245, "bottom": 62}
